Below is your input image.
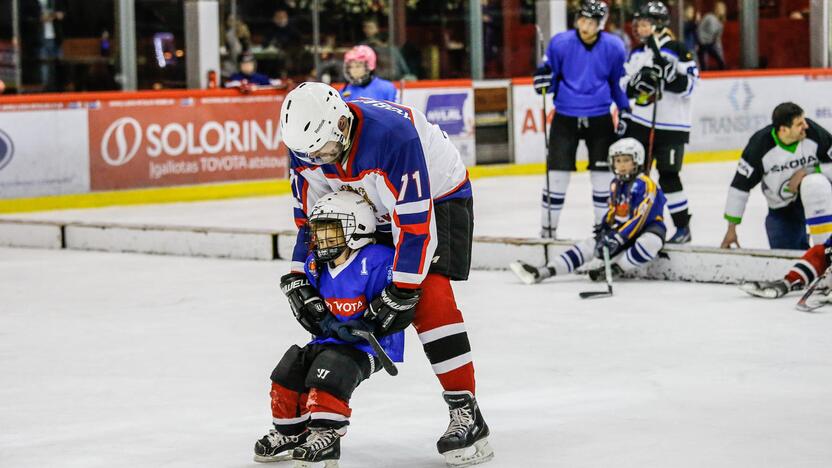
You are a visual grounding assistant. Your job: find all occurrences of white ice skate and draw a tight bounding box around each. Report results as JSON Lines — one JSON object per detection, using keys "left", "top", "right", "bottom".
{"left": 509, "top": 260, "right": 546, "bottom": 285}
{"left": 739, "top": 280, "right": 790, "bottom": 299}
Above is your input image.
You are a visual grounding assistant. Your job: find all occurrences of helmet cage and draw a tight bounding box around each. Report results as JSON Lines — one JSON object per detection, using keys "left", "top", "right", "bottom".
{"left": 307, "top": 214, "right": 353, "bottom": 263}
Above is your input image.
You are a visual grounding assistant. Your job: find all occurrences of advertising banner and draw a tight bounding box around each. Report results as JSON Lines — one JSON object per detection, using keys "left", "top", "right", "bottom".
{"left": 88, "top": 94, "right": 289, "bottom": 191}
{"left": 512, "top": 74, "right": 832, "bottom": 163}
{"left": 0, "top": 109, "right": 90, "bottom": 197}
{"left": 401, "top": 86, "right": 476, "bottom": 167}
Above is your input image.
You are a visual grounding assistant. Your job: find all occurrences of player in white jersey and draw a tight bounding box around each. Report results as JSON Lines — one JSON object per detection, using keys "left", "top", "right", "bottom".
{"left": 278, "top": 82, "right": 493, "bottom": 467}
{"left": 721, "top": 102, "right": 832, "bottom": 250}
{"left": 621, "top": 1, "right": 698, "bottom": 244}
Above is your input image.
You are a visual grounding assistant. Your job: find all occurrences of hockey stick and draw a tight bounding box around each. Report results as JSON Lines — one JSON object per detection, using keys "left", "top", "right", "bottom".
{"left": 643, "top": 34, "right": 663, "bottom": 174}
{"left": 535, "top": 25, "right": 553, "bottom": 240}
{"left": 579, "top": 246, "right": 614, "bottom": 299}
{"left": 795, "top": 266, "right": 831, "bottom": 312}
{"left": 350, "top": 329, "right": 399, "bottom": 376}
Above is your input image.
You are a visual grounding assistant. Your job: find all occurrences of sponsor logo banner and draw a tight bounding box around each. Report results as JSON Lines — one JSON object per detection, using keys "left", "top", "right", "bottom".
{"left": 89, "top": 95, "right": 289, "bottom": 190}
{"left": 0, "top": 109, "right": 90, "bottom": 198}
{"left": 402, "top": 87, "right": 476, "bottom": 167}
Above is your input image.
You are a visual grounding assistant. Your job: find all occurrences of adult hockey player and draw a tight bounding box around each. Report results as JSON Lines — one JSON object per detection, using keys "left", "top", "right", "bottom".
{"left": 279, "top": 82, "right": 492, "bottom": 467}
{"left": 339, "top": 45, "right": 398, "bottom": 103}
{"left": 740, "top": 236, "right": 832, "bottom": 299}
{"left": 533, "top": 0, "right": 631, "bottom": 238}
{"left": 621, "top": 1, "right": 698, "bottom": 243}
{"left": 721, "top": 102, "right": 832, "bottom": 250}
{"left": 254, "top": 190, "right": 403, "bottom": 466}
{"left": 510, "top": 138, "right": 667, "bottom": 283}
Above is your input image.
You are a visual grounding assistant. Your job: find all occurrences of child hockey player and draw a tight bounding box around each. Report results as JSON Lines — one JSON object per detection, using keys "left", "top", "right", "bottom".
{"left": 254, "top": 190, "right": 402, "bottom": 467}
{"left": 510, "top": 138, "right": 667, "bottom": 283}
{"left": 741, "top": 236, "right": 832, "bottom": 300}
{"left": 339, "top": 45, "right": 398, "bottom": 103}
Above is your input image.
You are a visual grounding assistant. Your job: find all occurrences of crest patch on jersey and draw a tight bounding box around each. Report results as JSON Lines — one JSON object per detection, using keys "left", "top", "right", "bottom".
{"left": 737, "top": 159, "right": 754, "bottom": 178}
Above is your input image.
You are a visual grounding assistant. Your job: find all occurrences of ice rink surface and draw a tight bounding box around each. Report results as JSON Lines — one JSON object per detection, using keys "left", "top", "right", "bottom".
{"left": 2, "top": 162, "right": 774, "bottom": 249}
{"left": 2, "top": 161, "right": 825, "bottom": 467}
{"left": 3, "top": 247, "right": 832, "bottom": 468}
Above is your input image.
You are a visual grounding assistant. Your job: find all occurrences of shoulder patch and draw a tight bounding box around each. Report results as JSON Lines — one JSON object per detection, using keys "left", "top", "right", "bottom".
{"left": 737, "top": 159, "right": 754, "bottom": 178}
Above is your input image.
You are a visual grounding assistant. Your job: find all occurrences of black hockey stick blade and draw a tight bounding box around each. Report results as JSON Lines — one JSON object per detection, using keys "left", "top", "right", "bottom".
{"left": 350, "top": 329, "right": 398, "bottom": 376}
{"left": 579, "top": 288, "right": 613, "bottom": 299}
{"left": 579, "top": 246, "right": 614, "bottom": 299}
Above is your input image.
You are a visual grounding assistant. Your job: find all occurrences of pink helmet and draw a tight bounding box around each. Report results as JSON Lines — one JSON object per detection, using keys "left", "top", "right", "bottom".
{"left": 344, "top": 45, "right": 377, "bottom": 71}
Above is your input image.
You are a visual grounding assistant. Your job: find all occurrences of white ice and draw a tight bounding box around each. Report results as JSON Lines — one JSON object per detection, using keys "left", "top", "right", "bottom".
{"left": 2, "top": 247, "right": 832, "bottom": 468}
{"left": 2, "top": 161, "right": 773, "bottom": 249}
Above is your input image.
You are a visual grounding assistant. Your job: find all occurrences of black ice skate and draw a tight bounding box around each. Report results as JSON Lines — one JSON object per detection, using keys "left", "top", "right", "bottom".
{"left": 254, "top": 428, "right": 308, "bottom": 463}
{"left": 588, "top": 263, "right": 623, "bottom": 282}
{"left": 291, "top": 427, "right": 341, "bottom": 468}
{"left": 740, "top": 279, "right": 792, "bottom": 299}
{"left": 437, "top": 391, "right": 494, "bottom": 467}
{"left": 509, "top": 260, "right": 551, "bottom": 285}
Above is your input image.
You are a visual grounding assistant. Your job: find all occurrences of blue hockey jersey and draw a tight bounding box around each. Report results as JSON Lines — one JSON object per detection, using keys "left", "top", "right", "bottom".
{"left": 304, "top": 244, "right": 404, "bottom": 362}
{"left": 544, "top": 29, "right": 630, "bottom": 117}
{"left": 603, "top": 173, "right": 666, "bottom": 240}
{"left": 290, "top": 97, "right": 472, "bottom": 288}
{"left": 340, "top": 76, "right": 398, "bottom": 103}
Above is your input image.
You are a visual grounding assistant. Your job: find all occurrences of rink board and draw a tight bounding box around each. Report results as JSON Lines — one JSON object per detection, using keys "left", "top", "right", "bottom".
{"left": 0, "top": 219, "right": 799, "bottom": 284}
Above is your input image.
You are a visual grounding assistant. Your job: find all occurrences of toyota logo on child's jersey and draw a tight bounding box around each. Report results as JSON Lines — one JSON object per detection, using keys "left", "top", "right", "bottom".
{"left": 0, "top": 128, "right": 13, "bottom": 171}
{"left": 100, "top": 117, "right": 142, "bottom": 166}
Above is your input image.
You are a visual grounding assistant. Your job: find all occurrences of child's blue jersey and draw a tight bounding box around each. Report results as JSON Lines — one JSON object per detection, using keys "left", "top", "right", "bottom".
{"left": 604, "top": 173, "right": 667, "bottom": 241}
{"left": 340, "top": 76, "right": 398, "bottom": 103}
{"left": 304, "top": 244, "right": 404, "bottom": 362}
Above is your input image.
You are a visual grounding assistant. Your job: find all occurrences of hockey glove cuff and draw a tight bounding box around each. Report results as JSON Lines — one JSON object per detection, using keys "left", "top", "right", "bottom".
{"left": 533, "top": 64, "right": 553, "bottom": 95}
{"left": 365, "top": 284, "right": 422, "bottom": 336}
{"left": 595, "top": 232, "right": 625, "bottom": 259}
{"left": 280, "top": 272, "right": 328, "bottom": 336}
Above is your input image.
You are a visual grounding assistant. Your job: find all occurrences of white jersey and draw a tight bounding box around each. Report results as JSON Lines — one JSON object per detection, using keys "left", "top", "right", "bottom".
{"left": 289, "top": 98, "right": 471, "bottom": 288}
{"left": 621, "top": 33, "right": 698, "bottom": 138}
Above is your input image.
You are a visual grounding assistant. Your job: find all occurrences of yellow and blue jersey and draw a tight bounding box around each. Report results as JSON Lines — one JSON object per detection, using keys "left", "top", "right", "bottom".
{"left": 603, "top": 173, "right": 666, "bottom": 241}
{"left": 304, "top": 244, "right": 404, "bottom": 362}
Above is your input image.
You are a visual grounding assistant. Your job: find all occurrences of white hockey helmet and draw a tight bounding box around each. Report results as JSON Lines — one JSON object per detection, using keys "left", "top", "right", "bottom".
{"left": 608, "top": 137, "right": 645, "bottom": 180}
{"left": 308, "top": 190, "right": 376, "bottom": 262}
{"left": 280, "top": 82, "right": 352, "bottom": 165}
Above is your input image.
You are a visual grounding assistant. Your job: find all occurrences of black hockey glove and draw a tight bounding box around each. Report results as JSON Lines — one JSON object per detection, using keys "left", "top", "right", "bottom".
{"left": 280, "top": 272, "right": 328, "bottom": 336}
{"left": 595, "top": 231, "right": 625, "bottom": 259}
{"left": 364, "top": 284, "right": 422, "bottom": 336}
{"left": 615, "top": 114, "right": 628, "bottom": 137}
{"left": 629, "top": 67, "right": 661, "bottom": 106}
{"left": 533, "top": 64, "right": 553, "bottom": 95}
{"left": 825, "top": 242, "right": 832, "bottom": 266}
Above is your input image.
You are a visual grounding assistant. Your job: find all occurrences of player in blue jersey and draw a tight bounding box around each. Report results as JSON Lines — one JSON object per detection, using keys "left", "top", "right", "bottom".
{"left": 278, "top": 83, "right": 492, "bottom": 467}
{"left": 339, "top": 45, "right": 398, "bottom": 103}
{"left": 254, "top": 190, "right": 403, "bottom": 466}
{"left": 533, "top": 0, "right": 631, "bottom": 239}
{"left": 510, "top": 138, "right": 667, "bottom": 283}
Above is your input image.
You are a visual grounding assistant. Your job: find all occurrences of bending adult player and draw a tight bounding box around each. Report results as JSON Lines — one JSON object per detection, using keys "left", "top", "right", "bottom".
{"left": 622, "top": 1, "right": 698, "bottom": 243}
{"left": 532, "top": 0, "right": 631, "bottom": 238}
{"left": 279, "top": 82, "right": 492, "bottom": 467}
{"left": 255, "top": 191, "right": 403, "bottom": 466}
{"left": 339, "top": 45, "right": 398, "bottom": 103}
{"left": 740, "top": 236, "right": 832, "bottom": 299}
{"left": 721, "top": 102, "right": 832, "bottom": 250}
{"left": 510, "top": 138, "right": 667, "bottom": 283}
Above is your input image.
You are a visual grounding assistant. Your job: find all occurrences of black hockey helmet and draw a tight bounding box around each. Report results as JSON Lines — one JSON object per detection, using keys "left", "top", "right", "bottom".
{"left": 634, "top": 1, "right": 670, "bottom": 31}
{"left": 578, "top": 0, "right": 609, "bottom": 22}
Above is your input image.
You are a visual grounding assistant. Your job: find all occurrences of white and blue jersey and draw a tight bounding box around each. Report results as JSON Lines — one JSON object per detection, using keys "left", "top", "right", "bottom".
{"left": 340, "top": 76, "right": 398, "bottom": 103}
{"left": 305, "top": 244, "right": 404, "bottom": 362}
{"left": 544, "top": 30, "right": 630, "bottom": 117}
{"left": 289, "top": 97, "right": 472, "bottom": 288}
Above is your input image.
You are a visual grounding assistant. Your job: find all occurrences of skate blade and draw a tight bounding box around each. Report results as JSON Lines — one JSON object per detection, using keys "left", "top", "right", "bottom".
{"left": 739, "top": 283, "right": 779, "bottom": 299}
{"left": 442, "top": 438, "right": 494, "bottom": 467}
{"left": 253, "top": 452, "right": 293, "bottom": 463}
{"left": 509, "top": 261, "right": 540, "bottom": 285}
{"left": 293, "top": 460, "right": 339, "bottom": 468}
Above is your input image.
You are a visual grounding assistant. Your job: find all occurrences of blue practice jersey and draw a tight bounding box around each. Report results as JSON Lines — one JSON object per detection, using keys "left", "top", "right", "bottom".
{"left": 290, "top": 97, "right": 471, "bottom": 287}
{"left": 340, "top": 76, "right": 398, "bottom": 103}
{"left": 544, "top": 30, "right": 630, "bottom": 117}
{"left": 603, "top": 173, "right": 666, "bottom": 241}
{"left": 304, "top": 244, "right": 404, "bottom": 362}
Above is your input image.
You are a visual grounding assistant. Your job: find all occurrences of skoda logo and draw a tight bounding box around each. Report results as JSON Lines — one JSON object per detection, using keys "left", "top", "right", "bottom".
{"left": 0, "top": 128, "right": 13, "bottom": 171}
{"left": 101, "top": 117, "right": 142, "bottom": 166}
